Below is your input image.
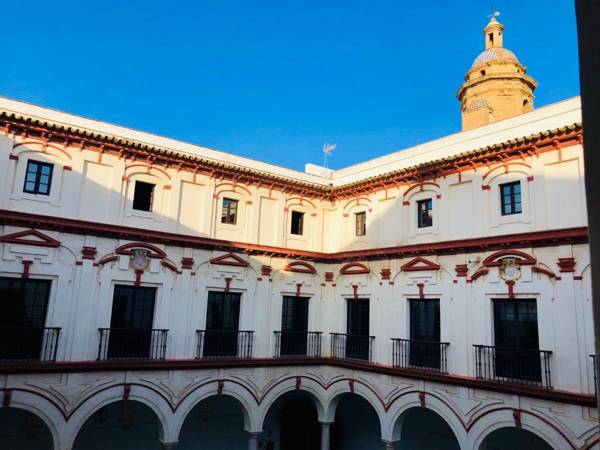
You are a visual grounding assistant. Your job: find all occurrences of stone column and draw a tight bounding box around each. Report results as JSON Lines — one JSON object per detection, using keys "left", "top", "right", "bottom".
{"left": 248, "top": 432, "right": 262, "bottom": 450}
{"left": 320, "top": 421, "right": 333, "bottom": 450}
{"left": 382, "top": 440, "right": 397, "bottom": 450}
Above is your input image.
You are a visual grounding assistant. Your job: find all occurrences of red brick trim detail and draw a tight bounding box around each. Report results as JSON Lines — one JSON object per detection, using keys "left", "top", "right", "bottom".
{"left": 8, "top": 154, "right": 18, "bottom": 161}
{"left": 482, "top": 249, "right": 536, "bottom": 267}
{"left": 181, "top": 257, "right": 194, "bottom": 269}
{"left": 0, "top": 229, "right": 61, "bottom": 248}
{"left": 134, "top": 269, "right": 143, "bottom": 286}
{"left": 63, "top": 165, "right": 72, "bottom": 171}
{"left": 469, "top": 268, "right": 489, "bottom": 282}
{"left": 557, "top": 257, "right": 576, "bottom": 273}
{"left": 352, "top": 284, "right": 359, "bottom": 299}
{"left": 21, "top": 260, "right": 32, "bottom": 279}
{"left": 210, "top": 252, "right": 249, "bottom": 267}
{"left": 419, "top": 391, "right": 426, "bottom": 407}
{"left": 481, "top": 185, "right": 490, "bottom": 190}
{"left": 81, "top": 247, "right": 97, "bottom": 260}
{"left": 574, "top": 275, "right": 583, "bottom": 281}
{"left": 506, "top": 280, "right": 515, "bottom": 298}
{"left": 2, "top": 390, "right": 11, "bottom": 407}
{"left": 401, "top": 257, "right": 440, "bottom": 272}
{"left": 454, "top": 264, "right": 468, "bottom": 277}
{"left": 261, "top": 265, "right": 272, "bottom": 277}
{"left": 532, "top": 266, "right": 557, "bottom": 279}
{"left": 325, "top": 272, "right": 334, "bottom": 282}
{"left": 224, "top": 278, "right": 232, "bottom": 292}
{"left": 115, "top": 242, "right": 166, "bottom": 259}
{"left": 284, "top": 261, "right": 317, "bottom": 274}
{"left": 513, "top": 409, "right": 522, "bottom": 428}
{"left": 417, "top": 283, "right": 425, "bottom": 299}
{"left": 380, "top": 268, "right": 391, "bottom": 280}
{"left": 527, "top": 176, "right": 534, "bottom": 182}
{"left": 161, "top": 260, "right": 179, "bottom": 273}
{"left": 340, "top": 263, "right": 370, "bottom": 275}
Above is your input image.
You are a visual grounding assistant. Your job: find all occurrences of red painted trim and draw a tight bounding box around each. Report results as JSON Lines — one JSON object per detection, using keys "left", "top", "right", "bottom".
{"left": 340, "top": 262, "right": 370, "bottom": 275}
{"left": 352, "top": 284, "right": 359, "bottom": 299}
{"left": 0, "top": 358, "right": 594, "bottom": 409}
{"left": 506, "top": 280, "right": 515, "bottom": 298}
{"left": 181, "top": 257, "right": 194, "bottom": 270}
{"left": 81, "top": 246, "right": 97, "bottom": 260}
{"left": 261, "top": 265, "right": 272, "bottom": 276}
{"left": 284, "top": 261, "right": 317, "bottom": 274}
{"left": 0, "top": 228, "right": 61, "bottom": 248}
{"left": 574, "top": 275, "right": 583, "bottom": 281}
{"left": 403, "top": 182, "right": 440, "bottom": 199}
{"left": 210, "top": 252, "right": 249, "bottom": 267}
{"left": 454, "top": 264, "right": 468, "bottom": 277}
{"left": 115, "top": 242, "right": 166, "bottom": 259}
{"left": 224, "top": 277, "right": 232, "bottom": 292}
{"left": 557, "top": 257, "right": 576, "bottom": 273}
{"left": 325, "top": 272, "right": 334, "bottom": 282}
{"left": 0, "top": 210, "right": 588, "bottom": 263}
{"left": 134, "top": 269, "right": 143, "bottom": 286}
{"left": 469, "top": 268, "right": 488, "bottom": 282}
{"left": 96, "top": 255, "right": 118, "bottom": 266}
{"left": 161, "top": 260, "right": 179, "bottom": 273}
{"left": 401, "top": 256, "right": 440, "bottom": 272}
{"left": 8, "top": 154, "right": 18, "bottom": 161}
{"left": 532, "top": 266, "right": 557, "bottom": 279}
{"left": 417, "top": 283, "right": 425, "bottom": 299}
{"left": 482, "top": 249, "right": 536, "bottom": 267}
{"left": 295, "top": 283, "right": 302, "bottom": 297}
{"left": 380, "top": 268, "right": 391, "bottom": 280}
{"left": 21, "top": 260, "right": 32, "bottom": 279}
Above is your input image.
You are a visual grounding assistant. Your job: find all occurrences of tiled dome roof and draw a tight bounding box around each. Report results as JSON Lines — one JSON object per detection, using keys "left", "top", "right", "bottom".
{"left": 472, "top": 47, "right": 519, "bottom": 67}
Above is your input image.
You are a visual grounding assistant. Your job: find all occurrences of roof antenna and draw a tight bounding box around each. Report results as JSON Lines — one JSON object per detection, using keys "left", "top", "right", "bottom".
{"left": 322, "top": 143, "right": 336, "bottom": 178}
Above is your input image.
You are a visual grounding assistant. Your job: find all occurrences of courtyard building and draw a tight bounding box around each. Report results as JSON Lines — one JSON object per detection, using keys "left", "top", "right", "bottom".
{"left": 0, "top": 16, "right": 597, "bottom": 450}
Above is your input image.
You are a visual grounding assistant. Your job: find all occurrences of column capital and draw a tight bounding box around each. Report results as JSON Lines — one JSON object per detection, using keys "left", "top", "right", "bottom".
{"left": 381, "top": 439, "right": 398, "bottom": 450}
{"left": 161, "top": 442, "right": 178, "bottom": 450}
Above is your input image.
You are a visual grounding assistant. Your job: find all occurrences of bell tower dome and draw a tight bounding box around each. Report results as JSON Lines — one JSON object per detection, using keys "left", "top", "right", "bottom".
{"left": 457, "top": 13, "right": 537, "bottom": 131}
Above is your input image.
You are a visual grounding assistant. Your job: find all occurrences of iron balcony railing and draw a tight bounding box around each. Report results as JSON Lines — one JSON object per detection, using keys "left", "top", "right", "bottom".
{"left": 274, "top": 331, "right": 322, "bottom": 358}
{"left": 330, "top": 333, "right": 374, "bottom": 362}
{"left": 0, "top": 326, "right": 61, "bottom": 362}
{"left": 392, "top": 338, "right": 449, "bottom": 373}
{"left": 473, "top": 345, "right": 553, "bottom": 388}
{"left": 97, "top": 328, "right": 168, "bottom": 360}
{"left": 196, "top": 330, "right": 254, "bottom": 359}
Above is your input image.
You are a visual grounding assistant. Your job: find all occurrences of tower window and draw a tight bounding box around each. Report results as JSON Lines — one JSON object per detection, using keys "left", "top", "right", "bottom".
{"left": 23, "top": 160, "right": 53, "bottom": 195}
{"left": 480, "top": 70, "right": 486, "bottom": 76}
{"left": 290, "top": 211, "right": 304, "bottom": 235}
{"left": 355, "top": 211, "right": 366, "bottom": 236}
{"left": 221, "top": 198, "right": 238, "bottom": 224}
{"left": 488, "top": 33, "right": 494, "bottom": 46}
{"left": 132, "top": 181, "right": 155, "bottom": 211}
{"left": 417, "top": 199, "right": 433, "bottom": 228}
{"left": 500, "top": 181, "right": 522, "bottom": 215}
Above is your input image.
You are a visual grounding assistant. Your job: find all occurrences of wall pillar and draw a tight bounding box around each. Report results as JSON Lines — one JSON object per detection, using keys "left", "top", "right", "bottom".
{"left": 320, "top": 421, "right": 333, "bottom": 450}
{"left": 248, "top": 432, "right": 262, "bottom": 450}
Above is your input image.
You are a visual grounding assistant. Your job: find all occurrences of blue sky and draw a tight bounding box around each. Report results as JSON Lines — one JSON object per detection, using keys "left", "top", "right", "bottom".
{"left": 0, "top": 1, "right": 579, "bottom": 171}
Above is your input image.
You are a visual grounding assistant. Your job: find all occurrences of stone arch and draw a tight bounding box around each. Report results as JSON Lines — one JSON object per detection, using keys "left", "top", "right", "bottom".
{"left": 66, "top": 384, "right": 175, "bottom": 446}
{"left": 0, "top": 401, "right": 61, "bottom": 450}
{"left": 384, "top": 393, "right": 466, "bottom": 445}
{"left": 322, "top": 382, "right": 386, "bottom": 433}
{"left": 174, "top": 384, "right": 258, "bottom": 437}
{"left": 467, "top": 409, "right": 575, "bottom": 450}
{"left": 13, "top": 140, "right": 72, "bottom": 163}
{"left": 257, "top": 378, "right": 326, "bottom": 429}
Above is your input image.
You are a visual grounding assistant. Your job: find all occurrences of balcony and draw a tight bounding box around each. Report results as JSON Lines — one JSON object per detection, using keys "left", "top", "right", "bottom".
{"left": 97, "top": 328, "right": 168, "bottom": 360}
{"left": 274, "top": 331, "right": 322, "bottom": 358}
{"left": 473, "top": 345, "right": 553, "bottom": 388}
{"left": 0, "top": 326, "right": 61, "bottom": 362}
{"left": 330, "top": 333, "right": 374, "bottom": 362}
{"left": 196, "top": 330, "right": 254, "bottom": 359}
{"left": 391, "top": 338, "right": 449, "bottom": 373}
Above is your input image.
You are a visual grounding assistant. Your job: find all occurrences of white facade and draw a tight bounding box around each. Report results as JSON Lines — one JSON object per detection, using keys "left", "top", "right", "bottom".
{"left": 0, "top": 95, "right": 597, "bottom": 450}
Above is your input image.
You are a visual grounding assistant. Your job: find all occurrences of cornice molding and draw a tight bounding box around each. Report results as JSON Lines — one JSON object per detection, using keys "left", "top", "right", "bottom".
{"left": 0, "top": 113, "right": 582, "bottom": 200}
{"left": 0, "top": 210, "right": 588, "bottom": 263}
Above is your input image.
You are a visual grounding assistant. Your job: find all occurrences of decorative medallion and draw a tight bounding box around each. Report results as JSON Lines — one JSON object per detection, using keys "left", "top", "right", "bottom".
{"left": 129, "top": 249, "right": 150, "bottom": 271}
{"left": 499, "top": 258, "right": 521, "bottom": 282}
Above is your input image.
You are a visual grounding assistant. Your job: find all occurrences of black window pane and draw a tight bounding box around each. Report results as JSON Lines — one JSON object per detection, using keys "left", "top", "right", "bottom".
{"left": 221, "top": 198, "right": 238, "bottom": 224}
{"left": 417, "top": 198, "right": 433, "bottom": 228}
{"left": 355, "top": 212, "right": 366, "bottom": 236}
{"left": 500, "top": 181, "right": 522, "bottom": 215}
{"left": 23, "top": 160, "right": 53, "bottom": 195}
{"left": 291, "top": 211, "right": 304, "bottom": 235}
{"left": 132, "top": 181, "right": 155, "bottom": 211}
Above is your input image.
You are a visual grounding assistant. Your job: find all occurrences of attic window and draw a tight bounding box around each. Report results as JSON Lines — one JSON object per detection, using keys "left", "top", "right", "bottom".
{"left": 291, "top": 211, "right": 304, "bottom": 235}
{"left": 132, "top": 181, "right": 155, "bottom": 212}
{"left": 480, "top": 70, "right": 486, "bottom": 76}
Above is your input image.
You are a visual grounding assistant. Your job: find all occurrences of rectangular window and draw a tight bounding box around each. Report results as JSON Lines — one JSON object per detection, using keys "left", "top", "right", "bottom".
{"left": 221, "top": 198, "right": 238, "bottom": 224}
{"left": 281, "top": 296, "right": 309, "bottom": 356}
{"left": 493, "top": 299, "right": 540, "bottom": 382}
{"left": 107, "top": 285, "right": 157, "bottom": 359}
{"left": 346, "top": 298, "right": 370, "bottom": 360}
{"left": 204, "top": 291, "right": 241, "bottom": 357}
{"left": 355, "top": 212, "right": 366, "bottom": 236}
{"left": 290, "top": 211, "right": 304, "bottom": 235}
{"left": 132, "top": 181, "right": 155, "bottom": 212}
{"left": 409, "top": 298, "right": 441, "bottom": 369}
{"left": 0, "top": 278, "right": 52, "bottom": 360}
{"left": 417, "top": 198, "right": 433, "bottom": 228}
{"left": 23, "top": 160, "right": 53, "bottom": 195}
{"left": 500, "top": 181, "right": 522, "bottom": 215}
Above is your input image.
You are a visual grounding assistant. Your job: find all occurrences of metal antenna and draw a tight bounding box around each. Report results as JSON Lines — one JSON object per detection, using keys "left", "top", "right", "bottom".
{"left": 322, "top": 143, "right": 336, "bottom": 177}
